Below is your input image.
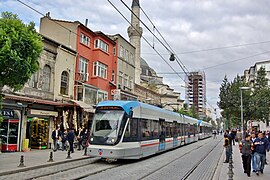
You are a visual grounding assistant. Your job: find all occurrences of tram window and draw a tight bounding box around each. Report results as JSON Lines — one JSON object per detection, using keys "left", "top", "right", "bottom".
{"left": 141, "top": 119, "right": 151, "bottom": 138}
{"left": 131, "top": 119, "right": 138, "bottom": 137}
{"left": 124, "top": 121, "right": 131, "bottom": 137}
{"left": 152, "top": 120, "right": 159, "bottom": 138}
{"left": 176, "top": 123, "right": 181, "bottom": 136}
{"left": 165, "top": 122, "right": 172, "bottom": 138}
{"left": 123, "top": 118, "right": 138, "bottom": 142}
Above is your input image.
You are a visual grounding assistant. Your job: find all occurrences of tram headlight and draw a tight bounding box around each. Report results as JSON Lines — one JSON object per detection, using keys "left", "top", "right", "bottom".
{"left": 90, "top": 137, "right": 94, "bottom": 142}
{"left": 106, "top": 137, "right": 116, "bottom": 144}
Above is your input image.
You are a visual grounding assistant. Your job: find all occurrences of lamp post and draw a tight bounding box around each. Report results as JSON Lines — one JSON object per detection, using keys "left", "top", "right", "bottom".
{"left": 240, "top": 87, "right": 250, "bottom": 140}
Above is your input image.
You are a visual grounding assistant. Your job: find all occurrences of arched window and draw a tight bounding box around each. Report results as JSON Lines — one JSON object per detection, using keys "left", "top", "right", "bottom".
{"left": 60, "top": 71, "right": 69, "bottom": 95}
{"left": 42, "top": 65, "right": 51, "bottom": 91}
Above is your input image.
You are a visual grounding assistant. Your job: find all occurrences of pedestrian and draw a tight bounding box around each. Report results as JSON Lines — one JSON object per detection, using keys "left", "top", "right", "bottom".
{"left": 67, "top": 128, "right": 75, "bottom": 153}
{"left": 254, "top": 132, "right": 270, "bottom": 176}
{"left": 236, "top": 129, "right": 242, "bottom": 143}
{"left": 230, "top": 129, "right": 236, "bottom": 145}
{"left": 239, "top": 134, "right": 253, "bottom": 177}
{"left": 51, "top": 126, "right": 60, "bottom": 151}
{"left": 251, "top": 132, "right": 257, "bottom": 172}
{"left": 61, "top": 129, "right": 68, "bottom": 151}
{"left": 77, "top": 127, "right": 83, "bottom": 150}
{"left": 213, "top": 130, "right": 217, "bottom": 139}
{"left": 223, "top": 133, "right": 232, "bottom": 163}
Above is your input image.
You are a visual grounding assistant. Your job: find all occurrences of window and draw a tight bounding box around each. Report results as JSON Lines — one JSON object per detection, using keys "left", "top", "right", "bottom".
{"left": 141, "top": 119, "right": 151, "bottom": 138}
{"left": 84, "top": 86, "right": 97, "bottom": 105}
{"left": 80, "top": 33, "right": 90, "bottom": 46}
{"left": 123, "top": 118, "right": 138, "bottom": 142}
{"left": 151, "top": 120, "right": 159, "bottom": 137}
{"left": 79, "top": 57, "right": 88, "bottom": 74}
{"left": 119, "top": 71, "right": 123, "bottom": 85}
{"left": 112, "top": 70, "right": 115, "bottom": 82}
{"left": 113, "top": 46, "right": 116, "bottom": 56}
{"left": 120, "top": 46, "right": 124, "bottom": 58}
{"left": 60, "top": 71, "right": 69, "bottom": 95}
{"left": 94, "top": 39, "right": 108, "bottom": 53}
{"left": 125, "top": 49, "right": 129, "bottom": 62}
{"left": 97, "top": 91, "right": 108, "bottom": 103}
{"left": 129, "top": 76, "right": 133, "bottom": 89}
{"left": 124, "top": 74, "right": 128, "bottom": 87}
{"left": 42, "top": 65, "right": 51, "bottom": 91}
{"left": 94, "top": 62, "right": 107, "bottom": 79}
{"left": 130, "top": 53, "right": 134, "bottom": 65}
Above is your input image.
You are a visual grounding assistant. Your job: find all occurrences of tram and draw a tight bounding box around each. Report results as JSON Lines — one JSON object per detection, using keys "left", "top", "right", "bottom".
{"left": 87, "top": 101, "right": 212, "bottom": 160}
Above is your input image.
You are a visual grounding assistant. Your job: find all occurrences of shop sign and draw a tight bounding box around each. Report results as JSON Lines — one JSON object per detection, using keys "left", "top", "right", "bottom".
{"left": 0, "top": 109, "right": 14, "bottom": 118}
{"left": 30, "top": 109, "right": 58, "bottom": 117}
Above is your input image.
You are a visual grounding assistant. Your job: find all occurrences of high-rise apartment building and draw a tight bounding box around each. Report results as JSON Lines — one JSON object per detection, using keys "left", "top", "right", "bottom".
{"left": 186, "top": 71, "right": 206, "bottom": 118}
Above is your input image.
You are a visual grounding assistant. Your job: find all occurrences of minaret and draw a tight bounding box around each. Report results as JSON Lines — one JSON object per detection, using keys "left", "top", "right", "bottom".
{"left": 128, "top": 0, "right": 143, "bottom": 85}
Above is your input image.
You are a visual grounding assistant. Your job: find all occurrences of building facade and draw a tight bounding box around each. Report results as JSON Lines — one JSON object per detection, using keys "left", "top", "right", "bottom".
{"left": 186, "top": 71, "right": 206, "bottom": 118}
{"left": 110, "top": 34, "right": 137, "bottom": 100}
{"left": 244, "top": 60, "right": 270, "bottom": 87}
{"left": 0, "top": 36, "right": 76, "bottom": 152}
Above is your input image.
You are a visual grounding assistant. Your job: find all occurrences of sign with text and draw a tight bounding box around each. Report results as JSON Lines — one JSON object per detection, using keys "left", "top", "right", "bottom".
{"left": 0, "top": 109, "right": 14, "bottom": 118}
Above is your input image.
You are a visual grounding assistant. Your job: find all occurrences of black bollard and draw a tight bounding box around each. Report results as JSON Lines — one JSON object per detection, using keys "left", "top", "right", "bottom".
{"left": 47, "top": 151, "right": 54, "bottom": 162}
{"left": 66, "top": 150, "right": 72, "bottom": 159}
{"left": 227, "top": 155, "right": 234, "bottom": 180}
{"left": 83, "top": 148, "right": 87, "bottom": 156}
{"left": 18, "top": 155, "right": 26, "bottom": 167}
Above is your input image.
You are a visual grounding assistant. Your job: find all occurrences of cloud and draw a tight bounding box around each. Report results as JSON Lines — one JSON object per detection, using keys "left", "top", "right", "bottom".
{"left": 2, "top": 0, "right": 270, "bottom": 115}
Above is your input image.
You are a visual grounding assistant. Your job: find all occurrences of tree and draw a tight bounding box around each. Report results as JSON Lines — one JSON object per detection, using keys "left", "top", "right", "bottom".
{"left": 250, "top": 67, "right": 270, "bottom": 125}
{"left": 218, "top": 75, "right": 250, "bottom": 129}
{"left": 0, "top": 12, "right": 43, "bottom": 122}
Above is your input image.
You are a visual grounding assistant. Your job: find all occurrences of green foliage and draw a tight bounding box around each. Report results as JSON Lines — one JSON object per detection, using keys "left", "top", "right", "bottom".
{"left": 218, "top": 75, "right": 250, "bottom": 128}
{"left": 249, "top": 67, "right": 270, "bottom": 125}
{"left": 178, "top": 104, "right": 198, "bottom": 119}
{"left": 0, "top": 12, "right": 43, "bottom": 120}
{"left": 0, "top": 11, "right": 43, "bottom": 90}
{"left": 218, "top": 67, "right": 270, "bottom": 128}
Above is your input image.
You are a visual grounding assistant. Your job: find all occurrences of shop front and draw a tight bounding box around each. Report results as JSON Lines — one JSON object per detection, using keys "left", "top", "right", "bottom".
{"left": 26, "top": 109, "right": 58, "bottom": 150}
{"left": 0, "top": 109, "right": 20, "bottom": 152}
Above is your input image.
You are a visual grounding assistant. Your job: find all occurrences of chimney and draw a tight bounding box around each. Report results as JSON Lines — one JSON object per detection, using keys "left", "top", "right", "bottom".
{"left": 85, "top": 19, "right": 88, "bottom": 27}
{"left": 45, "top": 12, "right": 51, "bottom": 19}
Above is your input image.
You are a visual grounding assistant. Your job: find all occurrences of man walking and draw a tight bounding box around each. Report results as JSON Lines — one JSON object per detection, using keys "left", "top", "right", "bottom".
{"left": 251, "top": 132, "right": 257, "bottom": 172}
{"left": 254, "top": 132, "right": 269, "bottom": 176}
{"left": 67, "top": 128, "right": 75, "bottom": 153}
{"left": 239, "top": 134, "right": 253, "bottom": 177}
{"left": 51, "top": 126, "right": 60, "bottom": 151}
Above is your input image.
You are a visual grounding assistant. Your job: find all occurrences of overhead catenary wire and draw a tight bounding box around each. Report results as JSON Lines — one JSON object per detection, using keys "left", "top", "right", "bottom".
{"left": 16, "top": 0, "right": 113, "bottom": 54}
{"left": 120, "top": 0, "right": 190, "bottom": 77}
{"left": 142, "top": 40, "right": 270, "bottom": 55}
{"left": 108, "top": 0, "right": 187, "bottom": 84}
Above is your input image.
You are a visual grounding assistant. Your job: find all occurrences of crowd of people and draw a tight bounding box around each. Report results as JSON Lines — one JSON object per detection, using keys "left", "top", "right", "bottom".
{"left": 223, "top": 129, "right": 270, "bottom": 177}
{"left": 51, "top": 126, "right": 89, "bottom": 153}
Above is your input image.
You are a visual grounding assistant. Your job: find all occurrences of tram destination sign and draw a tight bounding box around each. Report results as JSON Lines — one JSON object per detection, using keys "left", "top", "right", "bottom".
{"left": 97, "top": 106, "right": 122, "bottom": 110}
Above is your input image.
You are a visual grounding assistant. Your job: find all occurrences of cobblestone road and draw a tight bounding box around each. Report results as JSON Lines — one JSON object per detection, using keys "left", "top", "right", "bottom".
{"left": 82, "top": 137, "right": 223, "bottom": 180}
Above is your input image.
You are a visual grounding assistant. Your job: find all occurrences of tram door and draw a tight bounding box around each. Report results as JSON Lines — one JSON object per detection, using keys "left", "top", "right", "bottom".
{"left": 173, "top": 121, "right": 178, "bottom": 147}
{"left": 159, "top": 119, "right": 165, "bottom": 151}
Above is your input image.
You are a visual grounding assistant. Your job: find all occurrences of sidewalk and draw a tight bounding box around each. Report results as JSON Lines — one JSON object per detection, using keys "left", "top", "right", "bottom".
{"left": 0, "top": 148, "right": 90, "bottom": 175}
{"left": 215, "top": 143, "right": 270, "bottom": 180}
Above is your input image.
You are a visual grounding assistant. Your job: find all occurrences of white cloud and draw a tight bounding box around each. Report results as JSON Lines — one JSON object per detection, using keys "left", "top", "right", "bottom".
{"left": 2, "top": 0, "right": 270, "bottom": 114}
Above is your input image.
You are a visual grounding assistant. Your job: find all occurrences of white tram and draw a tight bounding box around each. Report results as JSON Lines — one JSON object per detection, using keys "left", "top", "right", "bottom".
{"left": 87, "top": 101, "right": 212, "bottom": 160}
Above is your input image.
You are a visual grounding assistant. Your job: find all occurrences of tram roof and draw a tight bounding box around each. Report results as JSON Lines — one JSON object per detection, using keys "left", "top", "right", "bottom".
{"left": 97, "top": 101, "right": 179, "bottom": 116}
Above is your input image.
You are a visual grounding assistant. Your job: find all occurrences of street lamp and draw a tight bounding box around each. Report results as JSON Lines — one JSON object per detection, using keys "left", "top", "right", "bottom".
{"left": 240, "top": 86, "right": 250, "bottom": 140}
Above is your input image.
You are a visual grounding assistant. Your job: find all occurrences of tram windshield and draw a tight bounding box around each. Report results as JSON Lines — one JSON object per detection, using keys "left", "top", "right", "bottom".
{"left": 91, "top": 110, "right": 124, "bottom": 138}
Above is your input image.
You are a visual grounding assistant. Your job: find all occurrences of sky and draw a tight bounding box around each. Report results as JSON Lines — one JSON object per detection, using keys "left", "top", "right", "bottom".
{"left": 2, "top": 0, "right": 270, "bottom": 119}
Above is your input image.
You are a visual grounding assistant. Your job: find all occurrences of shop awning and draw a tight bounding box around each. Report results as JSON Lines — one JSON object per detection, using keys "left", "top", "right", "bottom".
{"left": 72, "top": 100, "right": 95, "bottom": 113}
